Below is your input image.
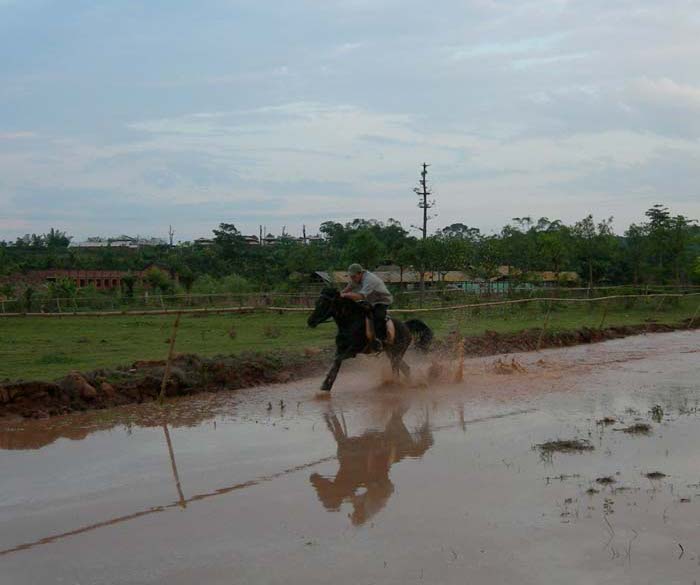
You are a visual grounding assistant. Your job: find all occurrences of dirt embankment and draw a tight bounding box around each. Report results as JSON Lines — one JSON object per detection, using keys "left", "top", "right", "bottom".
{"left": 0, "top": 349, "right": 330, "bottom": 420}
{"left": 453, "top": 321, "right": 695, "bottom": 356}
{"left": 1, "top": 320, "right": 697, "bottom": 420}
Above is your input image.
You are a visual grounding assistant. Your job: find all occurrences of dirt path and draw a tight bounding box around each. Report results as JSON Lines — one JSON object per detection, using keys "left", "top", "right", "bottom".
{"left": 1, "top": 330, "right": 699, "bottom": 584}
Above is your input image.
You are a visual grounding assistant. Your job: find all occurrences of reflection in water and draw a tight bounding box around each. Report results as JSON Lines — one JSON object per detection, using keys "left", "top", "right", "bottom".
{"left": 163, "top": 423, "right": 187, "bottom": 509}
{"left": 0, "top": 421, "right": 97, "bottom": 450}
{"left": 310, "top": 408, "right": 434, "bottom": 526}
{"left": 0, "top": 403, "right": 532, "bottom": 557}
{"left": 0, "top": 397, "right": 226, "bottom": 451}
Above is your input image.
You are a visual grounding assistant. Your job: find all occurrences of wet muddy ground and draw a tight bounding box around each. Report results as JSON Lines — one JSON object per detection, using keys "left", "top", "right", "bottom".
{"left": 1, "top": 330, "right": 699, "bottom": 584}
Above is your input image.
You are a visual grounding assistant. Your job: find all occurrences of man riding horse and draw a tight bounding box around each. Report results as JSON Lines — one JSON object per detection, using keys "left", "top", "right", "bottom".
{"left": 341, "top": 263, "right": 392, "bottom": 351}
{"left": 307, "top": 271, "right": 432, "bottom": 392}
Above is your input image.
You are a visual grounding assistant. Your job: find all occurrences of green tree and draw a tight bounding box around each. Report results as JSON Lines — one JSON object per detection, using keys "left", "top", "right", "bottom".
{"left": 23, "top": 285, "right": 35, "bottom": 312}
{"left": 537, "top": 222, "right": 572, "bottom": 277}
{"left": 668, "top": 214, "right": 696, "bottom": 283}
{"left": 178, "top": 266, "right": 196, "bottom": 297}
{"left": 121, "top": 272, "right": 137, "bottom": 298}
{"left": 572, "top": 215, "right": 617, "bottom": 288}
{"left": 144, "top": 267, "right": 172, "bottom": 294}
{"left": 212, "top": 223, "right": 247, "bottom": 271}
{"left": 47, "top": 277, "right": 77, "bottom": 302}
{"left": 622, "top": 223, "right": 647, "bottom": 284}
{"left": 343, "top": 230, "right": 386, "bottom": 269}
{"left": 45, "top": 228, "right": 72, "bottom": 248}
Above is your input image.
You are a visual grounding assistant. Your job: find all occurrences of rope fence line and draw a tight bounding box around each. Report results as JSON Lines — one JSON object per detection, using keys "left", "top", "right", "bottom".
{"left": 3, "top": 283, "right": 699, "bottom": 307}
{"left": 2, "top": 292, "right": 700, "bottom": 318}
{"left": 389, "top": 292, "right": 700, "bottom": 313}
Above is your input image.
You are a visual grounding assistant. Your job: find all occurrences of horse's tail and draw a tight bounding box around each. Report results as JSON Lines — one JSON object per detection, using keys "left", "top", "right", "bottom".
{"left": 405, "top": 319, "right": 433, "bottom": 352}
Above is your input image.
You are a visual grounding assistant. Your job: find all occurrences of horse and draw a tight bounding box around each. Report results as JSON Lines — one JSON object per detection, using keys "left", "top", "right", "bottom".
{"left": 307, "top": 287, "right": 433, "bottom": 392}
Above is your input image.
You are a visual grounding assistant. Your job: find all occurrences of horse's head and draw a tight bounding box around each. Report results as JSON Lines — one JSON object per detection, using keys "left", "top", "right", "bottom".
{"left": 307, "top": 287, "right": 339, "bottom": 328}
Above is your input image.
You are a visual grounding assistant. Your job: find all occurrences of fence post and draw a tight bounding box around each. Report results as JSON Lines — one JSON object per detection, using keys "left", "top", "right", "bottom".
{"left": 159, "top": 312, "right": 182, "bottom": 405}
{"left": 688, "top": 303, "right": 700, "bottom": 329}
{"left": 598, "top": 300, "right": 609, "bottom": 330}
{"left": 536, "top": 301, "right": 552, "bottom": 352}
{"left": 651, "top": 295, "right": 667, "bottom": 324}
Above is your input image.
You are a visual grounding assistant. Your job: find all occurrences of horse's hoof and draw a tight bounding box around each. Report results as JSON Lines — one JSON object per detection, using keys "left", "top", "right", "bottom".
{"left": 320, "top": 384, "right": 332, "bottom": 392}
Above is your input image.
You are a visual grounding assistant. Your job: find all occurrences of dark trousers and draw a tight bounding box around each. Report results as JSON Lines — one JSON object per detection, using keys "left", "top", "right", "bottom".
{"left": 372, "top": 304, "right": 389, "bottom": 341}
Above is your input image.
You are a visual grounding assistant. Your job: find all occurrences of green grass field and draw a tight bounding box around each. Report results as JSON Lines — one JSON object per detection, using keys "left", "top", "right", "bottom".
{"left": 0, "top": 296, "right": 697, "bottom": 381}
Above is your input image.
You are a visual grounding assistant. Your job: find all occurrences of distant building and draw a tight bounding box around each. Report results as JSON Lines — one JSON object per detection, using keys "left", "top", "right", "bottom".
{"left": 2, "top": 269, "right": 133, "bottom": 290}
{"left": 1, "top": 264, "right": 176, "bottom": 291}
{"left": 69, "top": 235, "right": 167, "bottom": 249}
{"left": 314, "top": 266, "right": 471, "bottom": 289}
{"left": 242, "top": 235, "right": 260, "bottom": 245}
{"left": 531, "top": 271, "right": 580, "bottom": 285}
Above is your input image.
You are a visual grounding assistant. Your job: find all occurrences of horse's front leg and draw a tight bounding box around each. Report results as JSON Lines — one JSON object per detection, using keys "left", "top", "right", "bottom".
{"left": 321, "top": 356, "right": 345, "bottom": 392}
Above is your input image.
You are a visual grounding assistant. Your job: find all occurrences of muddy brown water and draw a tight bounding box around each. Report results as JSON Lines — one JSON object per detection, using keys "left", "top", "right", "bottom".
{"left": 1, "top": 330, "right": 700, "bottom": 584}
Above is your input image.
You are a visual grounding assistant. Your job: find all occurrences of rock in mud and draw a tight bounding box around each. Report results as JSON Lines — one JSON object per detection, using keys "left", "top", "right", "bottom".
{"left": 99, "top": 382, "right": 117, "bottom": 399}
{"left": 59, "top": 372, "right": 98, "bottom": 400}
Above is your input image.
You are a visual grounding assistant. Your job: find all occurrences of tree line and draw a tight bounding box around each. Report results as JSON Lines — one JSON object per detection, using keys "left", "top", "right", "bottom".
{"left": 1, "top": 204, "right": 699, "bottom": 296}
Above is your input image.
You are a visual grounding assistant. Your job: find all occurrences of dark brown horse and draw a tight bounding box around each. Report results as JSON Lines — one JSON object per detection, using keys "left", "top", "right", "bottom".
{"left": 307, "top": 287, "right": 432, "bottom": 392}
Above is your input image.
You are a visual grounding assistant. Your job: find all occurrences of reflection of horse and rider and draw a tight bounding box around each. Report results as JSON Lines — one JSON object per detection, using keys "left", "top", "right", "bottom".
{"left": 310, "top": 408, "right": 434, "bottom": 526}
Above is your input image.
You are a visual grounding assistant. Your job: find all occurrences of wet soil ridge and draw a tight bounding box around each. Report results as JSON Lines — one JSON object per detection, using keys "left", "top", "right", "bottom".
{"left": 1, "top": 319, "right": 697, "bottom": 419}
{"left": 444, "top": 319, "right": 698, "bottom": 356}
{"left": 537, "top": 439, "right": 595, "bottom": 455}
{"left": 618, "top": 422, "right": 653, "bottom": 435}
{"left": 0, "top": 350, "right": 330, "bottom": 419}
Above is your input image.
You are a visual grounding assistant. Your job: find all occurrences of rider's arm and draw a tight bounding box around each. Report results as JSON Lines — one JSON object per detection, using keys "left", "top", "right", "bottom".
{"left": 341, "top": 291, "right": 365, "bottom": 301}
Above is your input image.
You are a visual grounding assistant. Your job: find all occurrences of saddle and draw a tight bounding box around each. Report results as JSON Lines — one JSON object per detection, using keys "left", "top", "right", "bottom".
{"left": 364, "top": 316, "right": 395, "bottom": 346}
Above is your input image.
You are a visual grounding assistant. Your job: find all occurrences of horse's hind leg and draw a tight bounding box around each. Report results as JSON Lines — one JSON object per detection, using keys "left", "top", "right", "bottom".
{"left": 389, "top": 349, "right": 410, "bottom": 382}
{"left": 321, "top": 357, "right": 344, "bottom": 392}
{"left": 392, "top": 344, "right": 411, "bottom": 380}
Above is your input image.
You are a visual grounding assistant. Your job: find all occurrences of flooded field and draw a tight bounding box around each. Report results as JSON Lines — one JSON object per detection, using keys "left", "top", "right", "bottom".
{"left": 1, "top": 330, "right": 700, "bottom": 584}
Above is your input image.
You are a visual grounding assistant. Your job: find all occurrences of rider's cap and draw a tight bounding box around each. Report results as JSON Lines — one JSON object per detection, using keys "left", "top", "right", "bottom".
{"left": 347, "top": 263, "right": 364, "bottom": 275}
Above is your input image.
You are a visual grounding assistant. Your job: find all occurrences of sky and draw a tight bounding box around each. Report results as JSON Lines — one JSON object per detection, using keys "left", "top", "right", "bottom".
{"left": 1, "top": 0, "right": 699, "bottom": 243}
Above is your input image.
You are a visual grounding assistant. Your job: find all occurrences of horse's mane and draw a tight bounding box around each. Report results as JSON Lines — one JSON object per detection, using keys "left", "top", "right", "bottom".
{"left": 318, "top": 286, "right": 365, "bottom": 318}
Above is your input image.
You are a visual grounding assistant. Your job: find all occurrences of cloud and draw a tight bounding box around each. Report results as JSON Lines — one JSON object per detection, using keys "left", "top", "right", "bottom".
{"left": 630, "top": 77, "right": 700, "bottom": 110}
{"left": 558, "top": 147, "right": 700, "bottom": 203}
{"left": 511, "top": 52, "right": 591, "bottom": 69}
{"left": 450, "top": 33, "right": 567, "bottom": 60}
{"left": 0, "top": 131, "right": 36, "bottom": 140}
{"left": 1, "top": 0, "right": 700, "bottom": 240}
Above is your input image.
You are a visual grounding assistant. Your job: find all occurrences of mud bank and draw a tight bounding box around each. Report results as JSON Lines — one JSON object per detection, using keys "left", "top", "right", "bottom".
{"left": 0, "top": 349, "right": 331, "bottom": 419}
{"left": 450, "top": 319, "right": 697, "bottom": 356}
{"left": 1, "top": 319, "right": 697, "bottom": 419}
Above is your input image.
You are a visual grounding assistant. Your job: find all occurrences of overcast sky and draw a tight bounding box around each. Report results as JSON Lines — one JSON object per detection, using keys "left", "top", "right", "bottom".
{"left": 1, "top": 0, "right": 699, "bottom": 242}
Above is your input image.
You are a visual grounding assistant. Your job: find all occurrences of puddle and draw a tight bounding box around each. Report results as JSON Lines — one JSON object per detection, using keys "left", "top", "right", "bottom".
{"left": 1, "top": 330, "right": 700, "bottom": 584}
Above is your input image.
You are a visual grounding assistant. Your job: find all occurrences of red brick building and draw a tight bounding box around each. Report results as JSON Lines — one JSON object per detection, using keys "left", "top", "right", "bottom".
{"left": 2, "top": 265, "right": 175, "bottom": 290}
